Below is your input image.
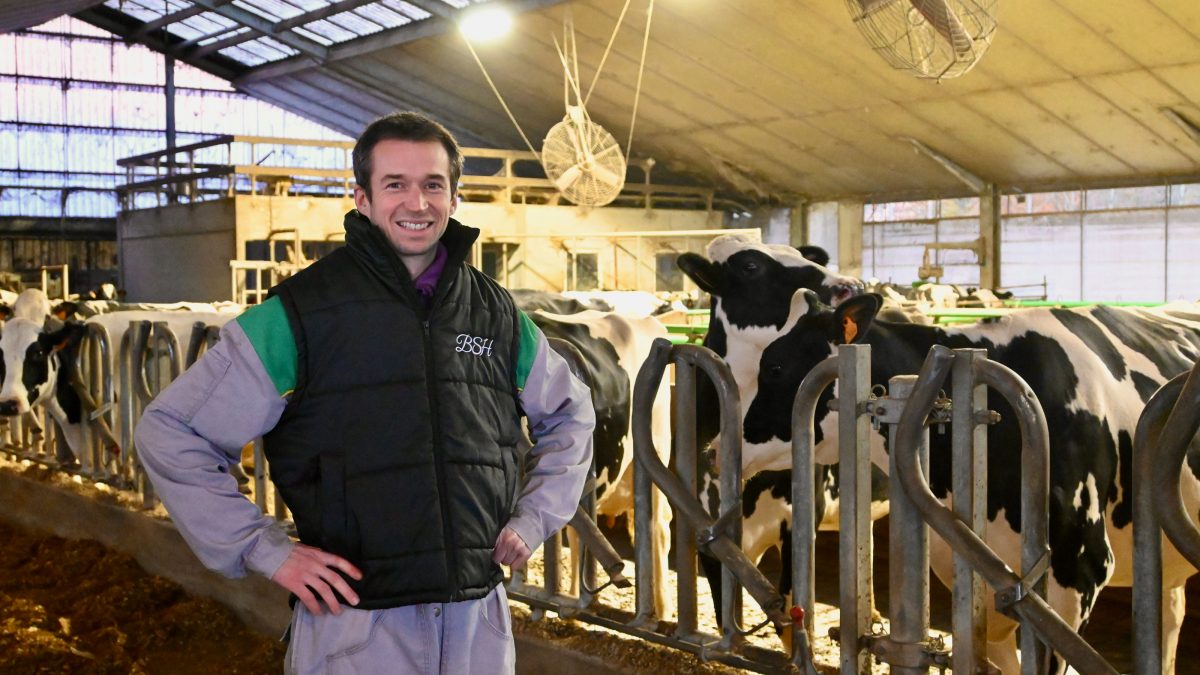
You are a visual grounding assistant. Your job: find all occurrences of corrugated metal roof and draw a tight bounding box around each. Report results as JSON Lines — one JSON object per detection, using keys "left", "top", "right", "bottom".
{"left": 4, "top": 0, "right": 1200, "bottom": 205}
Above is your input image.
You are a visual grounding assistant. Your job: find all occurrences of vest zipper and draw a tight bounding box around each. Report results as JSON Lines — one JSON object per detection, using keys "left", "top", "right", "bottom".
{"left": 423, "top": 318, "right": 459, "bottom": 597}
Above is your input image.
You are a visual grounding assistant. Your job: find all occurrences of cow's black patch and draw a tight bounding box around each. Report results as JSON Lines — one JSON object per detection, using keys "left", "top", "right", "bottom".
{"left": 530, "top": 316, "right": 628, "bottom": 497}
{"left": 1111, "top": 430, "right": 1134, "bottom": 529}
{"left": 1165, "top": 310, "right": 1200, "bottom": 323}
{"left": 1130, "top": 371, "right": 1161, "bottom": 403}
{"left": 1091, "top": 306, "right": 1196, "bottom": 377}
{"left": 1051, "top": 308, "right": 1124, "bottom": 380}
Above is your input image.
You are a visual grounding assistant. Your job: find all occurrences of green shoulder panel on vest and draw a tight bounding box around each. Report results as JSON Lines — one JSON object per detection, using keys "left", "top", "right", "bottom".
{"left": 516, "top": 310, "right": 540, "bottom": 392}
{"left": 236, "top": 296, "right": 298, "bottom": 396}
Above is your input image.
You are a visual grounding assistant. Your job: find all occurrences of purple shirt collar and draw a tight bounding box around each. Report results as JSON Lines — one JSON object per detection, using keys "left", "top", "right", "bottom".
{"left": 413, "top": 243, "right": 448, "bottom": 300}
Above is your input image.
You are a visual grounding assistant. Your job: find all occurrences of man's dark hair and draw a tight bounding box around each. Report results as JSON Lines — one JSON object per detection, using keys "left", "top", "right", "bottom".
{"left": 353, "top": 111, "right": 463, "bottom": 198}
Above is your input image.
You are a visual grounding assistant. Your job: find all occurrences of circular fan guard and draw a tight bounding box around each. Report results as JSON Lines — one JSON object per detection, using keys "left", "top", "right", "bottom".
{"left": 542, "top": 108, "right": 627, "bottom": 208}
{"left": 846, "top": 0, "right": 998, "bottom": 80}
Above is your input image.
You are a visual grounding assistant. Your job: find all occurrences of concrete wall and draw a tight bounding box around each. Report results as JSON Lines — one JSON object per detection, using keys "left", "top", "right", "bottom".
{"left": 119, "top": 199, "right": 237, "bottom": 303}
{"left": 459, "top": 201, "right": 724, "bottom": 291}
{"left": 120, "top": 196, "right": 730, "bottom": 301}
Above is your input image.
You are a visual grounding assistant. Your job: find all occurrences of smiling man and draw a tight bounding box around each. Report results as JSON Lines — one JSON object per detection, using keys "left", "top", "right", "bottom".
{"left": 135, "top": 111, "right": 596, "bottom": 675}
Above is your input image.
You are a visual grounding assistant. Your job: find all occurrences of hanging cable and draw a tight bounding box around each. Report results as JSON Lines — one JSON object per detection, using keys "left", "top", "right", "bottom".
{"left": 626, "top": 0, "right": 655, "bottom": 159}
{"left": 460, "top": 32, "right": 541, "bottom": 162}
{"left": 584, "top": 0, "right": 633, "bottom": 107}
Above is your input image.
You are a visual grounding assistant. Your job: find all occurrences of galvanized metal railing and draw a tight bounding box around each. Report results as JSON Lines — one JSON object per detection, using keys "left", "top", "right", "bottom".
{"left": 633, "top": 338, "right": 798, "bottom": 673}
{"left": 892, "top": 345, "right": 1115, "bottom": 674}
{"left": 1133, "top": 358, "right": 1200, "bottom": 675}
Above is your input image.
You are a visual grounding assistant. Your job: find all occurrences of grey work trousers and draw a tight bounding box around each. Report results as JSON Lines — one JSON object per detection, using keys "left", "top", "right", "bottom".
{"left": 284, "top": 583, "right": 516, "bottom": 675}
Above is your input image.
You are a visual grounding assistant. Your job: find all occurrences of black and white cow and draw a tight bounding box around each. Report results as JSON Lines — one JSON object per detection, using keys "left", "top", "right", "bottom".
{"left": 738, "top": 288, "right": 1200, "bottom": 672}
{"left": 512, "top": 300, "right": 675, "bottom": 617}
{"left": 0, "top": 309, "right": 236, "bottom": 473}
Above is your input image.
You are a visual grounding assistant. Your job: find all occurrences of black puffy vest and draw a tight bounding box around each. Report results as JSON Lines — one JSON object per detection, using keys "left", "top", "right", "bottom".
{"left": 264, "top": 213, "right": 523, "bottom": 609}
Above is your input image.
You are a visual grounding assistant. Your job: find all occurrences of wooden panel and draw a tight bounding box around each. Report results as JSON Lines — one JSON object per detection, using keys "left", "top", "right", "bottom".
{"left": 1084, "top": 70, "right": 1200, "bottom": 167}
{"left": 1022, "top": 80, "right": 1163, "bottom": 174}
{"left": 992, "top": 0, "right": 1135, "bottom": 76}
{"left": 956, "top": 89, "right": 1090, "bottom": 178}
{"left": 1053, "top": 0, "right": 1200, "bottom": 67}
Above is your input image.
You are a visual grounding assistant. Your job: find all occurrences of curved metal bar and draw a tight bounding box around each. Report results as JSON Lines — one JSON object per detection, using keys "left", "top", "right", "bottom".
{"left": 974, "top": 357, "right": 1051, "bottom": 672}
{"left": 893, "top": 345, "right": 1114, "bottom": 675}
{"left": 1132, "top": 371, "right": 1187, "bottom": 675}
{"left": 789, "top": 356, "right": 838, "bottom": 653}
{"left": 129, "top": 321, "right": 153, "bottom": 404}
{"left": 185, "top": 322, "right": 208, "bottom": 367}
{"left": 631, "top": 338, "right": 790, "bottom": 627}
{"left": 152, "top": 321, "right": 184, "bottom": 381}
{"left": 1150, "top": 359, "right": 1200, "bottom": 566}
{"left": 71, "top": 323, "right": 119, "bottom": 454}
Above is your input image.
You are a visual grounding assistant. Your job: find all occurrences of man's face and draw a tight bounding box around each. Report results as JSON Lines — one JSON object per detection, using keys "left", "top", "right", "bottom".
{"left": 354, "top": 139, "right": 457, "bottom": 274}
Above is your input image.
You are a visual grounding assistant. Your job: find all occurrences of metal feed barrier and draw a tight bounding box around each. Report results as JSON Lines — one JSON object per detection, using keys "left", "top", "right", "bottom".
{"left": 631, "top": 339, "right": 1141, "bottom": 674}
{"left": 6, "top": 318, "right": 1199, "bottom": 674}
{"left": 1133, "top": 358, "right": 1200, "bottom": 675}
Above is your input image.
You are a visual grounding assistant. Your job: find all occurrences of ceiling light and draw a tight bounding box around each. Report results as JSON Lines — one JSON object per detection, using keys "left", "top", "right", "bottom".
{"left": 459, "top": 6, "right": 514, "bottom": 43}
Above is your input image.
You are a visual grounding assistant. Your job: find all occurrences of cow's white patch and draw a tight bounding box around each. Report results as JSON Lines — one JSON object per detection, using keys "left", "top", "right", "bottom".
{"left": 0, "top": 317, "right": 47, "bottom": 413}
{"left": 1072, "top": 474, "right": 1103, "bottom": 525}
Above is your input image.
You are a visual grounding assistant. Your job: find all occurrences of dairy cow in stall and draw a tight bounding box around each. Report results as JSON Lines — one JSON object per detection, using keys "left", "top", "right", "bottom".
{"left": 509, "top": 293, "right": 675, "bottom": 617}
{"left": 0, "top": 307, "right": 235, "bottom": 473}
{"left": 714, "top": 281, "right": 1200, "bottom": 672}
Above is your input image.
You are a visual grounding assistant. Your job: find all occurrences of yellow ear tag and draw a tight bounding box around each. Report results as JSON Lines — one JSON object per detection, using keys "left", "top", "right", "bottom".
{"left": 843, "top": 316, "right": 858, "bottom": 343}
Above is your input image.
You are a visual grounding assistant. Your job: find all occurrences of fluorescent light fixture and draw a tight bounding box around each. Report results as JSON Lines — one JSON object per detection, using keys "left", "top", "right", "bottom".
{"left": 459, "top": 5, "right": 514, "bottom": 43}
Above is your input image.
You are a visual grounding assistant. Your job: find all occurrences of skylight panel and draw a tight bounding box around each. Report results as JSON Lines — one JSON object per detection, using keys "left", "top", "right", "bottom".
{"left": 380, "top": 0, "right": 431, "bottom": 20}
{"left": 181, "top": 12, "right": 242, "bottom": 36}
{"left": 232, "top": 0, "right": 285, "bottom": 22}
{"left": 103, "top": 0, "right": 164, "bottom": 24}
{"left": 252, "top": 36, "right": 300, "bottom": 59}
{"left": 198, "top": 26, "right": 252, "bottom": 46}
{"left": 440, "top": 0, "right": 470, "bottom": 9}
{"left": 292, "top": 26, "right": 334, "bottom": 46}
{"left": 326, "top": 10, "right": 385, "bottom": 36}
{"left": 248, "top": 0, "right": 309, "bottom": 22}
{"left": 163, "top": 22, "right": 204, "bottom": 41}
{"left": 286, "top": 0, "right": 333, "bottom": 11}
{"left": 219, "top": 45, "right": 267, "bottom": 66}
{"left": 353, "top": 3, "right": 412, "bottom": 29}
{"left": 300, "top": 19, "right": 357, "bottom": 43}
{"left": 238, "top": 38, "right": 291, "bottom": 62}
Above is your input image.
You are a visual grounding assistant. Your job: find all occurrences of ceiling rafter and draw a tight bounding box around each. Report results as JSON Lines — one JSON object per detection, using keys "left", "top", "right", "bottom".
{"left": 236, "top": 0, "right": 568, "bottom": 84}
{"left": 187, "top": 0, "right": 328, "bottom": 60}
{"left": 126, "top": 3, "right": 215, "bottom": 40}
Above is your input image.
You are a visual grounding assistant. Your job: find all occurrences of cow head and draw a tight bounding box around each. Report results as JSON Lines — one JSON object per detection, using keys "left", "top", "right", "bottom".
{"left": 741, "top": 292, "right": 882, "bottom": 466}
{"left": 0, "top": 318, "right": 84, "bottom": 416}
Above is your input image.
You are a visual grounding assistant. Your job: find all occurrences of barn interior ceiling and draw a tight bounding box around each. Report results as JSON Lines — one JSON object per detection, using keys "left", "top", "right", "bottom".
{"left": 3, "top": 0, "right": 1200, "bottom": 207}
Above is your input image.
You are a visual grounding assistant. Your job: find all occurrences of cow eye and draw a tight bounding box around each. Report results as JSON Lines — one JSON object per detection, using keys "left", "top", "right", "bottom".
{"left": 766, "top": 364, "right": 783, "bottom": 379}
{"left": 742, "top": 261, "right": 759, "bottom": 273}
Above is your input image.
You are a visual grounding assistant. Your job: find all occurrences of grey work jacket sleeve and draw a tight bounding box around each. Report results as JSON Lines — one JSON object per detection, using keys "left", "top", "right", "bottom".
{"left": 134, "top": 320, "right": 293, "bottom": 580}
{"left": 505, "top": 330, "right": 596, "bottom": 551}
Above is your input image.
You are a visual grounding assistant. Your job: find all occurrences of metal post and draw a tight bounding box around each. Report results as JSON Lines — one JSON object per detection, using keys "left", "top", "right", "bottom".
{"left": 837, "top": 344, "right": 873, "bottom": 675}
{"left": 886, "top": 375, "right": 930, "bottom": 675}
{"left": 673, "top": 357, "right": 699, "bottom": 638}
{"left": 951, "top": 349, "right": 988, "bottom": 672}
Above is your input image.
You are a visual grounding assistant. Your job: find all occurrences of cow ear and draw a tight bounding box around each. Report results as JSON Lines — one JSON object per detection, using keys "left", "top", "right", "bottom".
{"left": 39, "top": 322, "right": 84, "bottom": 353}
{"left": 676, "top": 253, "right": 721, "bottom": 294}
{"left": 797, "top": 245, "right": 830, "bottom": 267}
{"left": 832, "top": 293, "right": 882, "bottom": 344}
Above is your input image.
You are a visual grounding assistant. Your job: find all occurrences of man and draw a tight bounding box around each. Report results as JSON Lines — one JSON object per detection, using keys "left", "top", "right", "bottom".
{"left": 135, "top": 111, "right": 596, "bottom": 674}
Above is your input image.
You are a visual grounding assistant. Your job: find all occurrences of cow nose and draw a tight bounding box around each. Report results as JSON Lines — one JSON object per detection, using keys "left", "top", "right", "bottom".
{"left": 0, "top": 400, "right": 19, "bottom": 416}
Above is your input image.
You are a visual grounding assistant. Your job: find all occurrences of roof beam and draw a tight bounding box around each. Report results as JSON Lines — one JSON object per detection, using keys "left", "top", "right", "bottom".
{"left": 1162, "top": 108, "right": 1200, "bottom": 149}
{"left": 127, "top": 3, "right": 216, "bottom": 40}
{"left": 187, "top": 0, "right": 329, "bottom": 60}
{"left": 897, "top": 136, "right": 988, "bottom": 194}
{"left": 274, "top": 0, "right": 380, "bottom": 32}
{"left": 192, "top": 0, "right": 384, "bottom": 58}
{"left": 236, "top": 0, "right": 567, "bottom": 85}
{"left": 73, "top": 5, "right": 242, "bottom": 81}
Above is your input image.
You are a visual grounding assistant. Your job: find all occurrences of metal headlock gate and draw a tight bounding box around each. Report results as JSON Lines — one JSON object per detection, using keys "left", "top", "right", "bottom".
{"left": 631, "top": 338, "right": 1134, "bottom": 674}
{"left": 1133, "top": 358, "right": 1200, "bottom": 675}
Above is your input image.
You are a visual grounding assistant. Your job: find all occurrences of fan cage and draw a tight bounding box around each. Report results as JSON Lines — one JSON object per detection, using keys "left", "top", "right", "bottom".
{"left": 541, "top": 116, "right": 628, "bottom": 208}
{"left": 846, "top": 0, "right": 998, "bottom": 80}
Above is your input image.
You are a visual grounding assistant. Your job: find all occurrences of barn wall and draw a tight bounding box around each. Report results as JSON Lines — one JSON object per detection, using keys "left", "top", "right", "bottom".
{"left": 119, "top": 199, "right": 236, "bottom": 302}
{"left": 459, "top": 202, "right": 723, "bottom": 292}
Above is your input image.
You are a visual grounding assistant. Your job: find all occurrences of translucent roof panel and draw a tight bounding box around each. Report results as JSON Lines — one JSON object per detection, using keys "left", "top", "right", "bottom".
{"left": 88, "top": 0, "right": 501, "bottom": 67}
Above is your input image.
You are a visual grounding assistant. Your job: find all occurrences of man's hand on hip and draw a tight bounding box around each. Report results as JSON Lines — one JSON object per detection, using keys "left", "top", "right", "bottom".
{"left": 492, "top": 526, "right": 531, "bottom": 570}
{"left": 271, "top": 543, "right": 363, "bottom": 615}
